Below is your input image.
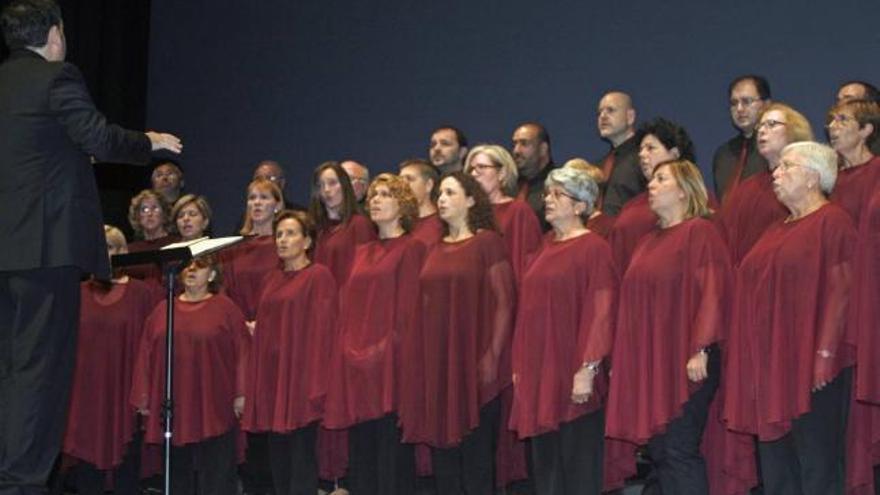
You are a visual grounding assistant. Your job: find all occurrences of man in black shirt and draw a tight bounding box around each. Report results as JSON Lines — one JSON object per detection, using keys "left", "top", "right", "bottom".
{"left": 712, "top": 75, "right": 771, "bottom": 202}
{"left": 596, "top": 91, "right": 642, "bottom": 216}
{"left": 511, "top": 121, "right": 556, "bottom": 231}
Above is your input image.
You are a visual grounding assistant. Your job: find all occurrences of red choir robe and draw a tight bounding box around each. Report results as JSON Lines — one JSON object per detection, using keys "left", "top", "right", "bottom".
{"left": 586, "top": 212, "right": 615, "bottom": 239}
{"left": 131, "top": 294, "right": 250, "bottom": 446}
{"left": 718, "top": 170, "right": 787, "bottom": 265}
{"left": 314, "top": 214, "right": 377, "bottom": 287}
{"left": 410, "top": 213, "right": 444, "bottom": 248}
{"left": 606, "top": 192, "right": 655, "bottom": 271}
{"left": 400, "top": 230, "right": 516, "bottom": 448}
{"left": 723, "top": 204, "right": 856, "bottom": 440}
{"left": 63, "top": 279, "right": 154, "bottom": 469}
{"left": 831, "top": 155, "right": 880, "bottom": 226}
{"left": 242, "top": 263, "right": 338, "bottom": 433}
{"left": 509, "top": 232, "right": 617, "bottom": 438}
{"left": 313, "top": 213, "right": 376, "bottom": 479}
{"left": 492, "top": 199, "right": 541, "bottom": 485}
{"left": 605, "top": 218, "right": 734, "bottom": 487}
{"left": 493, "top": 199, "right": 542, "bottom": 282}
{"left": 324, "top": 236, "right": 426, "bottom": 428}
{"left": 223, "top": 235, "right": 279, "bottom": 320}
{"left": 125, "top": 235, "right": 180, "bottom": 303}
{"left": 846, "top": 190, "right": 880, "bottom": 494}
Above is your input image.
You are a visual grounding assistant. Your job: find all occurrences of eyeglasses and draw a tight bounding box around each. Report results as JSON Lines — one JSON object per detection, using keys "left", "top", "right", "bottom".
{"left": 730, "top": 97, "right": 762, "bottom": 108}
{"left": 470, "top": 163, "right": 500, "bottom": 173}
{"left": 755, "top": 119, "right": 786, "bottom": 132}
{"left": 139, "top": 205, "right": 162, "bottom": 214}
{"left": 825, "top": 114, "right": 856, "bottom": 128}
{"left": 543, "top": 188, "right": 579, "bottom": 201}
{"left": 777, "top": 159, "right": 803, "bottom": 171}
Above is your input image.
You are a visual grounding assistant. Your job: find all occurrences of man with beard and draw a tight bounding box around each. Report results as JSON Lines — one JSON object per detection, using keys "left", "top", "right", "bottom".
{"left": 511, "top": 121, "right": 555, "bottom": 231}
{"left": 595, "top": 91, "right": 643, "bottom": 216}
{"left": 428, "top": 125, "right": 468, "bottom": 174}
{"left": 712, "top": 75, "right": 771, "bottom": 202}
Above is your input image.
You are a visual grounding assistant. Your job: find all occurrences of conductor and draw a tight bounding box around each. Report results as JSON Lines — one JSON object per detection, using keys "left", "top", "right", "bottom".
{"left": 0, "top": 1, "right": 182, "bottom": 493}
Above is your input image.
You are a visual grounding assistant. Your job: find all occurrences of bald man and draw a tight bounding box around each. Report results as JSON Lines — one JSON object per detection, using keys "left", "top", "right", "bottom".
{"left": 341, "top": 159, "right": 370, "bottom": 204}
{"left": 595, "top": 91, "right": 644, "bottom": 215}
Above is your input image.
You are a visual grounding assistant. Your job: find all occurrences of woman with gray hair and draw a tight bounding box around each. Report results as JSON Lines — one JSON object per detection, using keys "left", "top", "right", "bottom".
{"left": 724, "top": 142, "right": 858, "bottom": 494}
{"left": 509, "top": 166, "right": 617, "bottom": 494}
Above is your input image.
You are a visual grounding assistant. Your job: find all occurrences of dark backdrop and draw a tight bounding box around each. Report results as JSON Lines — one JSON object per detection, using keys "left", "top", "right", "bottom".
{"left": 119, "top": 1, "right": 880, "bottom": 233}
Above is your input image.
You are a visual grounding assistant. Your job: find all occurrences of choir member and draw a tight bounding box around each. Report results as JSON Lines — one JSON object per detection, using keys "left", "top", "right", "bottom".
{"left": 607, "top": 118, "right": 695, "bottom": 270}
{"left": 827, "top": 98, "right": 880, "bottom": 224}
{"left": 61, "top": 226, "right": 153, "bottom": 495}
{"left": 398, "top": 158, "right": 444, "bottom": 247}
{"left": 605, "top": 159, "right": 732, "bottom": 495}
{"left": 242, "top": 210, "right": 338, "bottom": 495}
{"left": 509, "top": 167, "right": 617, "bottom": 495}
{"left": 718, "top": 102, "right": 813, "bottom": 264}
{"left": 126, "top": 189, "right": 176, "bottom": 249}
{"left": 399, "top": 172, "right": 516, "bottom": 495}
{"left": 561, "top": 158, "right": 615, "bottom": 238}
{"left": 723, "top": 142, "right": 856, "bottom": 494}
{"left": 125, "top": 189, "right": 178, "bottom": 295}
{"left": 131, "top": 255, "right": 250, "bottom": 495}
{"left": 850, "top": 188, "right": 880, "bottom": 494}
{"left": 224, "top": 178, "right": 284, "bottom": 321}
{"left": 309, "top": 161, "right": 377, "bottom": 286}
{"left": 172, "top": 194, "right": 212, "bottom": 241}
{"left": 324, "top": 174, "right": 425, "bottom": 494}
{"left": 465, "top": 143, "right": 542, "bottom": 281}
{"left": 465, "top": 144, "right": 537, "bottom": 488}
{"left": 223, "top": 177, "right": 283, "bottom": 494}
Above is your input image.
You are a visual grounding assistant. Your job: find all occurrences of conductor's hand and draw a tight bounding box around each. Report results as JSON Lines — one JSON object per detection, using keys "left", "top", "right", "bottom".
{"left": 146, "top": 131, "right": 183, "bottom": 153}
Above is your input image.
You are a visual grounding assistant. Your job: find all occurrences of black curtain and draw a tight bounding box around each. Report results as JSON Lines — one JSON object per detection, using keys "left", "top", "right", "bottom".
{"left": 1, "top": 0, "right": 153, "bottom": 238}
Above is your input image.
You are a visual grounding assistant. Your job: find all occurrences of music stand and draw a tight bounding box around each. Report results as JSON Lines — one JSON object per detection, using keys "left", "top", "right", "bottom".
{"left": 112, "top": 236, "right": 242, "bottom": 494}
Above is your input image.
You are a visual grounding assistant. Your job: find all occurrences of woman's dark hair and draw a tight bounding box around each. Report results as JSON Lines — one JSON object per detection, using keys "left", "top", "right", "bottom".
{"left": 634, "top": 117, "right": 696, "bottom": 163}
{"left": 438, "top": 171, "right": 498, "bottom": 235}
{"left": 307, "top": 161, "right": 360, "bottom": 232}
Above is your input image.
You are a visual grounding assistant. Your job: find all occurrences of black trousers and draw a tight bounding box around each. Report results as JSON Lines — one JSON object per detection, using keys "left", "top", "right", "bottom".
{"left": 0, "top": 266, "right": 80, "bottom": 495}
{"left": 646, "top": 348, "right": 720, "bottom": 495}
{"left": 432, "top": 398, "right": 500, "bottom": 495}
{"left": 531, "top": 409, "right": 605, "bottom": 495}
{"left": 171, "top": 430, "right": 238, "bottom": 495}
{"left": 348, "top": 414, "right": 416, "bottom": 495}
{"left": 240, "top": 432, "right": 273, "bottom": 494}
{"left": 73, "top": 431, "right": 142, "bottom": 495}
{"left": 757, "top": 368, "right": 851, "bottom": 495}
{"left": 268, "top": 424, "right": 318, "bottom": 495}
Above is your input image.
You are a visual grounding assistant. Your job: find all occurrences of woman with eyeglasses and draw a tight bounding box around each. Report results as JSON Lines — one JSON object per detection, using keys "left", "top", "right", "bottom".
{"left": 125, "top": 189, "right": 178, "bottom": 298}
{"left": 607, "top": 118, "right": 695, "bottom": 271}
{"left": 324, "top": 174, "right": 425, "bottom": 495}
{"left": 131, "top": 254, "right": 250, "bottom": 495}
{"left": 723, "top": 142, "right": 856, "bottom": 494}
{"left": 464, "top": 144, "right": 538, "bottom": 488}
{"left": 560, "top": 158, "right": 615, "bottom": 238}
{"left": 400, "top": 172, "right": 516, "bottom": 495}
{"left": 827, "top": 99, "right": 880, "bottom": 225}
{"left": 509, "top": 166, "right": 616, "bottom": 495}
{"left": 242, "top": 210, "right": 338, "bottom": 495}
{"left": 61, "top": 226, "right": 154, "bottom": 495}
{"left": 605, "top": 160, "right": 733, "bottom": 495}
{"left": 718, "top": 103, "right": 814, "bottom": 265}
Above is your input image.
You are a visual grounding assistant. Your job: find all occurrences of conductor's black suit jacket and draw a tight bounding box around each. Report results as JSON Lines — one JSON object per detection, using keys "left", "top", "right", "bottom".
{"left": 0, "top": 49, "right": 151, "bottom": 278}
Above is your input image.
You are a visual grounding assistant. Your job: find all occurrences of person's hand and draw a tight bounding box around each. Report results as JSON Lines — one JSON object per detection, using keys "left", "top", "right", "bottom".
{"left": 233, "top": 396, "right": 245, "bottom": 418}
{"left": 478, "top": 351, "right": 498, "bottom": 386}
{"left": 813, "top": 350, "right": 834, "bottom": 392}
{"left": 146, "top": 131, "right": 183, "bottom": 153}
{"left": 137, "top": 407, "right": 149, "bottom": 416}
{"left": 686, "top": 350, "right": 708, "bottom": 382}
{"left": 571, "top": 366, "right": 596, "bottom": 404}
{"left": 246, "top": 320, "right": 256, "bottom": 336}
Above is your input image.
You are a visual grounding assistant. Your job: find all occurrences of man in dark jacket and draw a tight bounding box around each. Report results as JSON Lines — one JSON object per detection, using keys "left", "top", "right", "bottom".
{"left": 0, "top": 1, "right": 180, "bottom": 492}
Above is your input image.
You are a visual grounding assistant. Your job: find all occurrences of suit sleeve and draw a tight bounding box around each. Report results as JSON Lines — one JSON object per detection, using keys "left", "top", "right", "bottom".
{"left": 49, "top": 63, "right": 151, "bottom": 164}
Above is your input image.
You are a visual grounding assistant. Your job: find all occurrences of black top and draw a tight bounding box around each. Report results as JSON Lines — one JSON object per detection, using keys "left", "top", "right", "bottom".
{"left": 711, "top": 133, "right": 767, "bottom": 201}
{"left": 0, "top": 50, "right": 151, "bottom": 276}
{"left": 600, "top": 136, "right": 644, "bottom": 216}
{"left": 518, "top": 161, "right": 558, "bottom": 232}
